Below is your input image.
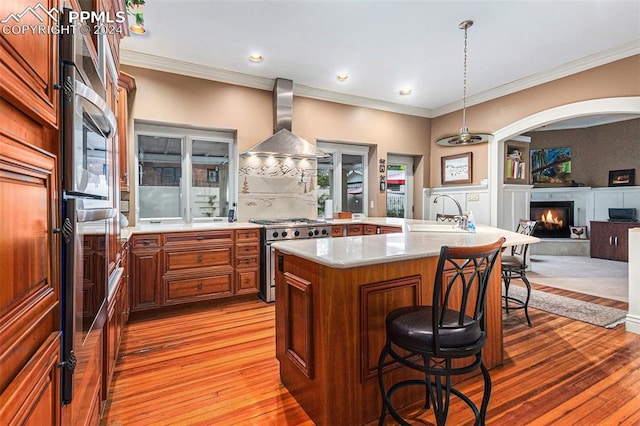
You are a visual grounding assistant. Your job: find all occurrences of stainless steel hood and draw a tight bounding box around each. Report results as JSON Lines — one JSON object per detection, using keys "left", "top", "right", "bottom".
{"left": 241, "top": 78, "right": 327, "bottom": 158}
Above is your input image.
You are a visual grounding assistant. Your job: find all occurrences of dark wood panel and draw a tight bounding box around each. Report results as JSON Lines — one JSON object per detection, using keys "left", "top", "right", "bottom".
{"left": 0, "top": 0, "right": 58, "bottom": 126}
{"left": 130, "top": 249, "right": 161, "bottom": 311}
{"left": 0, "top": 332, "right": 60, "bottom": 425}
{"left": 164, "top": 247, "right": 232, "bottom": 271}
{"left": 101, "top": 288, "right": 639, "bottom": 426}
{"left": 283, "top": 272, "right": 313, "bottom": 379}
{"left": 164, "top": 272, "right": 233, "bottom": 304}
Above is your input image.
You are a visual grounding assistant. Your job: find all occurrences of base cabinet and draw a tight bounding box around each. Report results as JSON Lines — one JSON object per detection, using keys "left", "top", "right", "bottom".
{"left": 130, "top": 228, "right": 260, "bottom": 312}
{"left": 590, "top": 221, "right": 637, "bottom": 262}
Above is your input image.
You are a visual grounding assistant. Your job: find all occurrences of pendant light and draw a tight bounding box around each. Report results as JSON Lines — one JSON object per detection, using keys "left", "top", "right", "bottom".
{"left": 437, "top": 20, "right": 492, "bottom": 146}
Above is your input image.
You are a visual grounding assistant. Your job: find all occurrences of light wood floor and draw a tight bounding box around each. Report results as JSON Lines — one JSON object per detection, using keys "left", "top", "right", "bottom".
{"left": 101, "top": 286, "right": 640, "bottom": 425}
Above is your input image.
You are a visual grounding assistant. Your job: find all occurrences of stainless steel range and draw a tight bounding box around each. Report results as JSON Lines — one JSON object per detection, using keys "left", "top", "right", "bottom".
{"left": 250, "top": 218, "right": 332, "bottom": 302}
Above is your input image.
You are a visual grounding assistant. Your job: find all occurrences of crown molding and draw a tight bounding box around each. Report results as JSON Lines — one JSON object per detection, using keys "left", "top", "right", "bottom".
{"left": 120, "top": 49, "right": 433, "bottom": 117}
{"left": 432, "top": 40, "right": 640, "bottom": 117}
{"left": 121, "top": 41, "right": 639, "bottom": 120}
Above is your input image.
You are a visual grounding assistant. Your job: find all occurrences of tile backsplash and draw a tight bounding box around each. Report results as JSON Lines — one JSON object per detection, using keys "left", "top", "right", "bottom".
{"left": 237, "top": 156, "right": 317, "bottom": 221}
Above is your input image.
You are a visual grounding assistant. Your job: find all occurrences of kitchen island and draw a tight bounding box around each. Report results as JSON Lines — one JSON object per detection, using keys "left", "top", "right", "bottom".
{"left": 272, "top": 223, "right": 537, "bottom": 425}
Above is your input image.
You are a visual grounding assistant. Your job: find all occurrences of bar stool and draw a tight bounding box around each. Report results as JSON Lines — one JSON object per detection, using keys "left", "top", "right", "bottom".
{"left": 502, "top": 219, "right": 538, "bottom": 327}
{"left": 377, "top": 238, "right": 505, "bottom": 426}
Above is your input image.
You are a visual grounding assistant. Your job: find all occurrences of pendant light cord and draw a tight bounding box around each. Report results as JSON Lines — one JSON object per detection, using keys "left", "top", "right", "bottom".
{"left": 461, "top": 22, "right": 468, "bottom": 131}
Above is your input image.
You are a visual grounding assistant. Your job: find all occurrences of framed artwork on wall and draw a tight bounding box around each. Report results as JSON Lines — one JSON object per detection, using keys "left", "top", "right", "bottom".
{"left": 441, "top": 152, "right": 472, "bottom": 185}
{"left": 530, "top": 147, "right": 572, "bottom": 185}
{"left": 608, "top": 169, "right": 635, "bottom": 187}
{"left": 569, "top": 226, "right": 588, "bottom": 239}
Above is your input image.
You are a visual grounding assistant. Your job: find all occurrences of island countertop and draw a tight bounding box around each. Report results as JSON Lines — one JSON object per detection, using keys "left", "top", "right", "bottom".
{"left": 272, "top": 222, "right": 538, "bottom": 268}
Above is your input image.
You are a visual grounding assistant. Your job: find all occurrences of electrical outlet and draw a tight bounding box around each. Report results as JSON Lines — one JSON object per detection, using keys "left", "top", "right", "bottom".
{"left": 121, "top": 200, "right": 129, "bottom": 212}
{"left": 467, "top": 193, "right": 479, "bottom": 202}
{"left": 370, "top": 200, "right": 375, "bottom": 209}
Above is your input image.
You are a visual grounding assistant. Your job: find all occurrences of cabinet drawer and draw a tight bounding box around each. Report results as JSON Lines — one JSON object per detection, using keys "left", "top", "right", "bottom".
{"left": 346, "top": 224, "right": 363, "bottom": 236}
{"left": 132, "top": 235, "right": 161, "bottom": 249}
{"left": 363, "top": 224, "right": 377, "bottom": 235}
{"left": 165, "top": 273, "right": 233, "bottom": 302}
{"left": 236, "top": 228, "right": 260, "bottom": 241}
{"left": 165, "top": 248, "right": 232, "bottom": 271}
{"left": 236, "top": 243, "right": 259, "bottom": 256}
{"left": 236, "top": 269, "right": 259, "bottom": 294}
{"left": 163, "top": 231, "right": 234, "bottom": 246}
{"left": 331, "top": 225, "right": 344, "bottom": 237}
{"left": 236, "top": 256, "right": 259, "bottom": 268}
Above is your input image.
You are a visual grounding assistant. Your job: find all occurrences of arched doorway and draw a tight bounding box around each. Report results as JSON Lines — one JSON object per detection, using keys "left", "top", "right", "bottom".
{"left": 489, "top": 96, "right": 640, "bottom": 227}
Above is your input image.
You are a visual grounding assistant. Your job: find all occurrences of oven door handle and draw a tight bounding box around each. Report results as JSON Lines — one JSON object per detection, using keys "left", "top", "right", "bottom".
{"left": 75, "top": 79, "right": 117, "bottom": 138}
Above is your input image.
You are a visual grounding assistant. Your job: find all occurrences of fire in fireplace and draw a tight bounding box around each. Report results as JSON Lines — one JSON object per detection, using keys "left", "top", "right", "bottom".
{"left": 530, "top": 201, "right": 574, "bottom": 238}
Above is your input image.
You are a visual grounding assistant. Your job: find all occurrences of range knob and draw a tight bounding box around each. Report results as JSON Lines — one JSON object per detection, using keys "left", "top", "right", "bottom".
{"left": 282, "top": 231, "right": 288, "bottom": 238}
{"left": 314, "top": 229, "right": 319, "bottom": 236}
{"left": 308, "top": 230, "right": 314, "bottom": 237}
{"left": 321, "top": 229, "right": 328, "bottom": 235}
{"left": 272, "top": 231, "right": 279, "bottom": 238}
{"left": 294, "top": 230, "right": 300, "bottom": 237}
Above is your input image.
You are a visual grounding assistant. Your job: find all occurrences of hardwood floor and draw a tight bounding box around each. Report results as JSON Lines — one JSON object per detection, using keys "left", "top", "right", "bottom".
{"left": 101, "top": 287, "right": 640, "bottom": 425}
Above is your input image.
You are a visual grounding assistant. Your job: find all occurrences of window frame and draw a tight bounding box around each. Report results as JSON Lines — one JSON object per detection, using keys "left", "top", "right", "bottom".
{"left": 134, "top": 122, "right": 237, "bottom": 224}
{"left": 317, "top": 141, "right": 369, "bottom": 215}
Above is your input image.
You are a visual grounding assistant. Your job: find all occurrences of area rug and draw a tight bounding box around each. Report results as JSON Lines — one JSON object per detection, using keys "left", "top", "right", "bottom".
{"left": 505, "top": 285, "right": 627, "bottom": 328}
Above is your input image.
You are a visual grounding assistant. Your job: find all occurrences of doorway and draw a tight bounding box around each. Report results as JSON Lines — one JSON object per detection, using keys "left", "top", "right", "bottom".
{"left": 386, "top": 154, "right": 414, "bottom": 218}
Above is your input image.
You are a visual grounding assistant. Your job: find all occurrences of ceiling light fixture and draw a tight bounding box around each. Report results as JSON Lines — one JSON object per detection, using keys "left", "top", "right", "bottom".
{"left": 437, "top": 20, "right": 492, "bottom": 147}
{"left": 249, "top": 54, "right": 263, "bottom": 62}
{"left": 399, "top": 88, "right": 412, "bottom": 96}
{"left": 336, "top": 73, "right": 349, "bottom": 82}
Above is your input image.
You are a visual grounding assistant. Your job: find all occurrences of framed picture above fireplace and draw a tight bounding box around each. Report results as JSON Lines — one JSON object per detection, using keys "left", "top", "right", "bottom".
{"left": 608, "top": 169, "right": 635, "bottom": 187}
{"left": 530, "top": 147, "right": 572, "bottom": 185}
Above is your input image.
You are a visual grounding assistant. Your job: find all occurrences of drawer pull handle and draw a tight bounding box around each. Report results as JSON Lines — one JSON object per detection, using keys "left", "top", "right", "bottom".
{"left": 197, "top": 283, "right": 203, "bottom": 290}
{"left": 244, "top": 278, "right": 251, "bottom": 285}
{"left": 196, "top": 255, "right": 203, "bottom": 262}
{"left": 142, "top": 241, "right": 149, "bottom": 246}
{"left": 196, "top": 236, "right": 204, "bottom": 240}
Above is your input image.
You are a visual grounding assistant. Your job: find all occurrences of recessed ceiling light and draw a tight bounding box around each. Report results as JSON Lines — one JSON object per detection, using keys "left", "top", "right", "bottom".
{"left": 336, "top": 73, "right": 349, "bottom": 82}
{"left": 399, "top": 88, "right": 412, "bottom": 96}
{"left": 249, "top": 54, "right": 263, "bottom": 62}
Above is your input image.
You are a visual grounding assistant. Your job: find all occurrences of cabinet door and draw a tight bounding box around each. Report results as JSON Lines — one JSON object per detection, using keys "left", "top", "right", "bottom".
{"left": 131, "top": 248, "right": 162, "bottom": 311}
{"left": 612, "top": 223, "right": 633, "bottom": 262}
{"left": 590, "top": 222, "right": 612, "bottom": 260}
{"left": 0, "top": 0, "right": 58, "bottom": 126}
{"left": 331, "top": 225, "right": 344, "bottom": 237}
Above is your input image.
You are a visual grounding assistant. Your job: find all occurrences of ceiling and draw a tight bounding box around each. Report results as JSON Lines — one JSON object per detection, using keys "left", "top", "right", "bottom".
{"left": 120, "top": 1, "right": 640, "bottom": 118}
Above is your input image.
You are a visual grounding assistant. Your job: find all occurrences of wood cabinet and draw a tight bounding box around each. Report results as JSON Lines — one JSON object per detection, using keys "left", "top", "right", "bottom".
{"left": 117, "top": 73, "right": 135, "bottom": 191}
{"left": 0, "top": 116, "right": 60, "bottom": 425}
{"left": 346, "top": 224, "right": 364, "bottom": 236}
{"left": 378, "top": 225, "right": 402, "bottom": 234}
{"left": 590, "top": 221, "right": 637, "bottom": 262}
{"left": 504, "top": 141, "right": 529, "bottom": 184}
{"left": 363, "top": 224, "right": 377, "bottom": 235}
{"left": 130, "top": 228, "right": 260, "bottom": 311}
{"left": 130, "top": 234, "right": 162, "bottom": 311}
{"left": 331, "top": 225, "right": 344, "bottom": 237}
{"left": 103, "top": 240, "right": 129, "bottom": 401}
{"left": 163, "top": 230, "right": 234, "bottom": 304}
{"left": 235, "top": 229, "right": 260, "bottom": 295}
{"left": 0, "top": 0, "right": 59, "bottom": 127}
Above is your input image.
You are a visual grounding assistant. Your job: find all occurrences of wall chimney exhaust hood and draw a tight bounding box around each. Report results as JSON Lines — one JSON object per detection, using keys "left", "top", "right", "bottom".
{"left": 241, "top": 78, "right": 327, "bottom": 158}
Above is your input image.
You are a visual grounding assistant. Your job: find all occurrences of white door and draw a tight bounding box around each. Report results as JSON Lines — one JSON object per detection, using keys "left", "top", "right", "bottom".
{"left": 386, "top": 155, "right": 414, "bottom": 218}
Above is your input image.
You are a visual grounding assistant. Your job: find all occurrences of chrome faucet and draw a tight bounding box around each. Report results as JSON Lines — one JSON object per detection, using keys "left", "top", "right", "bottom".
{"left": 433, "top": 194, "right": 468, "bottom": 230}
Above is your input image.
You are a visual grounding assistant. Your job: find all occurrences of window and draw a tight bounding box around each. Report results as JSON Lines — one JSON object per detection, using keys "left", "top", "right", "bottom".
{"left": 317, "top": 142, "right": 369, "bottom": 216}
{"left": 135, "top": 123, "right": 236, "bottom": 223}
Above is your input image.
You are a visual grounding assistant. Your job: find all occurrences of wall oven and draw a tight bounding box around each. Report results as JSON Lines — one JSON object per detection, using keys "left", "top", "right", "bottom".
{"left": 59, "top": 8, "right": 118, "bottom": 405}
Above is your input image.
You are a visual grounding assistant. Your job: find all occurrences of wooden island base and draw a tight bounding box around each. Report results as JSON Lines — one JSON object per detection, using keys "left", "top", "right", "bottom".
{"left": 275, "top": 250, "right": 503, "bottom": 425}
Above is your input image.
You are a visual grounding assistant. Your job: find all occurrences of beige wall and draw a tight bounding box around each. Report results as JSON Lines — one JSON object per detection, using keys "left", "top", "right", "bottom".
{"left": 122, "top": 65, "right": 431, "bottom": 218}
{"left": 123, "top": 55, "right": 638, "bottom": 218}
{"left": 430, "top": 55, "right": 640, "bottom": 187}
{"left": 526, "top": 118, "right": 640, "bottom": 188}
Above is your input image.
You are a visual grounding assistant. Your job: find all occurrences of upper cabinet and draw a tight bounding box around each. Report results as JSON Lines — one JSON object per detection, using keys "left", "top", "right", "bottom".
{"left": 0, "top": 0, "right": 59, "bottom": 127}
{"left": 118, "top": 72, "right": 136, "bottom": 192}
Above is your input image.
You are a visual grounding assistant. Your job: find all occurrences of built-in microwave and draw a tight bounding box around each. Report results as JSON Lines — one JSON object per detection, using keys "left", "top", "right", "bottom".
{"left": 60, "top": 7, "right": 116, "bottom": 201}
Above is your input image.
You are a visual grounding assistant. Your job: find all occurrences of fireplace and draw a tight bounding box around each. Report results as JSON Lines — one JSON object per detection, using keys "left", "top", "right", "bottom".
{"left": 530, "top": 201, "right": 574, "bottom": 238}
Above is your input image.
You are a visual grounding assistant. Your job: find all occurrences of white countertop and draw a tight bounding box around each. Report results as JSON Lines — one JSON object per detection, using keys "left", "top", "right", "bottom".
{"left": 272, "top": 223, "right": 539, "bottom": 268}
{"left": 120, "top": 221, "right": 261, "bottom": 240}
